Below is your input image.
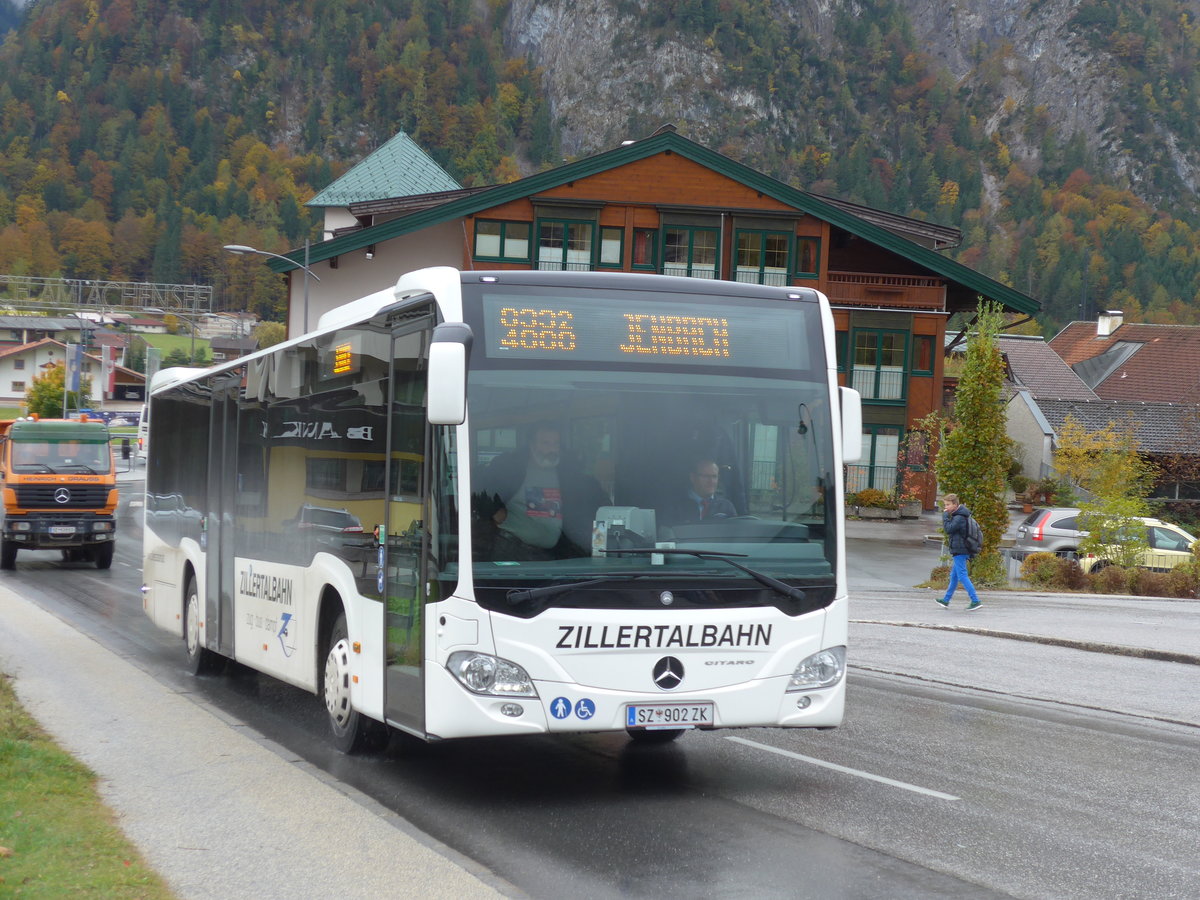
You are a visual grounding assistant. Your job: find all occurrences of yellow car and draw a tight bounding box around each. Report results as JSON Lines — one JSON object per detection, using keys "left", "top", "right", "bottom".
{"left": 1078, "top": 517, "right": 1198, "bottom": 573}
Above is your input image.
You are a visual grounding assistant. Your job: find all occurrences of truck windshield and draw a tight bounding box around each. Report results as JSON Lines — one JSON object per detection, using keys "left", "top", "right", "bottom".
{"left": 442, "top": 283, "right": 838, "bottom": 614}
{"left": 12, "top": 440, "right": 113, "bottom": 474}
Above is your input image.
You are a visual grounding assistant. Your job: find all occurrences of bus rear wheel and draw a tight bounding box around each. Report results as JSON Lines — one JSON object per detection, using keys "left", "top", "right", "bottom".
{"left": 322, "top": 612, "right": 389, "bottom": 754}
{"left": 184, "top": 576, "right": 224, "bottom": 676}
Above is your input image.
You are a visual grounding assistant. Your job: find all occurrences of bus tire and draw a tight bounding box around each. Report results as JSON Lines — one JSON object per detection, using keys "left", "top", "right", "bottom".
{"left": 93, "top": 542, "right": 114, "bottom": 569}
{"left": 184, "top": 575, "right": 224, "bottom": 676}
{"left": 322, "top": 612, "right": 389, "bottom": 754}
{"left": 626, "top": 728, "right": 685, "bottom": 745}
{"left": 0, "top": 539, "right": 16, "bottom": 570}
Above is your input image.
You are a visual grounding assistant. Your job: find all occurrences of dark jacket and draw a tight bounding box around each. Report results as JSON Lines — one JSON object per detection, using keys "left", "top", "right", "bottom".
{"left": 943, "top": 504, "right": 973, "bottom": 555}
{"left": 664, "top": 492, "right": 738, "bottom": 525}
{"left": 473, "top": 450, "right": 608, "bottom": 555}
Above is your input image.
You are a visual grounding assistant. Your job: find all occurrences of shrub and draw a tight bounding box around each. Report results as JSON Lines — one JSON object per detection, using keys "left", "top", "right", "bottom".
{"left": 853, "top": 488, "right": 896, "bottom": 509}
{"left": 1020, "top": 552, "right": 1061, "bottom": 586}
{"left": 1090, "top": 565, "right": 1132, "bottom": 595}
{"left": 1130, "top": 569, "right": 1171, "bottom": 597}
{"left": 923, "top": 564, "right": 950, "bottom": 590}
{"left": 1163, "top": 563, "right": 1200, "bottom": 598}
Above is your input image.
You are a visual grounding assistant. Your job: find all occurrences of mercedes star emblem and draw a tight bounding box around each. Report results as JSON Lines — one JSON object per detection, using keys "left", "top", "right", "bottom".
{"left": 652, "top": 656, "right": 684, "bottom": 690}
{"left": 54, "top": 488, "right": 71, "bottom": 504}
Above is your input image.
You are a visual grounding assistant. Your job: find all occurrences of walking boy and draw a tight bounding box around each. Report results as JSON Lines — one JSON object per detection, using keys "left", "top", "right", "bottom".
{"left": 937, "top": 493, "right": 981, "bottom": 611}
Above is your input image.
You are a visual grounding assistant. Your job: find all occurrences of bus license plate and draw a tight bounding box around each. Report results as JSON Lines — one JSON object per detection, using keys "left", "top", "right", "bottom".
{"left": 626, "top": 702, "right": 714, "bottom": 730}
{"left": 49, "top": 526, "right": 76, "bottom": 535}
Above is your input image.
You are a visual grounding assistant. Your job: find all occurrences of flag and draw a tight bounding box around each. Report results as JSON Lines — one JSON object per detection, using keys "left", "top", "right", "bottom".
{"left": 66, "top": 343, "right": 82, "bottom": 393}
{"left": 103, "top": 344, "right": 117, "bottom": 397}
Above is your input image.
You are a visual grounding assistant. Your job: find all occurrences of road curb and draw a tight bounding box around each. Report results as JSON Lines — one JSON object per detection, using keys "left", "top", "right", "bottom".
{"left": 852, "top": 619, "right": 1200, "bottom": 666}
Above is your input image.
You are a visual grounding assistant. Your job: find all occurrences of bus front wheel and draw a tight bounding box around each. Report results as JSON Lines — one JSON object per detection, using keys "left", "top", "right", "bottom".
{"left": 184, "top": 576, "right": 224, "bottom": 675}
{"left": 322, "top": 612, "right": 389, "bottom": 754}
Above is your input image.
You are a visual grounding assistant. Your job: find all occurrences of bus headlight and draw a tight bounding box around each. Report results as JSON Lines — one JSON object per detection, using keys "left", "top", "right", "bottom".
{"left": 786, "top": 646, "right": 846, "bottom": 692}
{"left": 447, "top": 651, "right": 537, "bottom": 698}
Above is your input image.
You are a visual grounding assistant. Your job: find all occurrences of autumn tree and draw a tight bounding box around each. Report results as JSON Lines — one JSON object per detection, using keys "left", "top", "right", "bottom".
{"left": 253, "top": 320, "right": 286, "bottom": 348}
{"left": 1054, "top": 415, "right": 1157, "bottom": 568}
{"left": 935, "top": 300, "right": 1009, "bottom": 585}
{"left": 25, "top": 362, "right": 92, "bottom": 417}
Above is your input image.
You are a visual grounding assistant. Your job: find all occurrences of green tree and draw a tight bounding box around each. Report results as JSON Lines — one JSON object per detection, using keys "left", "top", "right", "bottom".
{"left": 253, "top": 320, "right": 286, "bottom": 348}
{"left": 935, "top": 299, "right": 1009, "bottom": 584}
{"left": 1054, "top": 415, "right": 1157, "bottom": 567}
{"left": 25, "top": 362, "right": 92, "bottom": 417}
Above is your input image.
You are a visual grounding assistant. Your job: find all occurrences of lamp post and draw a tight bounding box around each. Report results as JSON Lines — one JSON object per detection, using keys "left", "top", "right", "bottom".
{"left": 224, "top": 240, "right": 320, "bottom": 334}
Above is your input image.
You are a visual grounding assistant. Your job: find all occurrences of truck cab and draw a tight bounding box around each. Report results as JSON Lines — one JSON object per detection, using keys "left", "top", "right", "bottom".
{"left": 0, "top": 417, "right": 118, "bottom": 569}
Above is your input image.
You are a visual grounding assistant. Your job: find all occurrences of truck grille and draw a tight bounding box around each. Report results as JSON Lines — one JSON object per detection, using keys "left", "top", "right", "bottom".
{"left": 14, "top": 485, "right": 112, "bottom": 509}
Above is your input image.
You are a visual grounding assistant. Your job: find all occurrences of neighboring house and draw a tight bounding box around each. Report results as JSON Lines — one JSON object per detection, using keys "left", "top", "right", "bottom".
{"left": 210, "top": 335, "right": 258, "bottom": 362}
{"left": 266, "top": 126, "right": 1040, "bottom": 497}
{"left": 124, "top": 317, "right": 170, "bottom": 335}
{"left": 999, "top": 334, "right": 1100, "bottom": 479}
{"left": 0, "top": 315, "right": 91, "bottom": 347}
{"left": 0, "top": 339, "right": 146, "bottom": 406}
{"left": 1049, "top": 312, "right": 1200, "bottom": 402}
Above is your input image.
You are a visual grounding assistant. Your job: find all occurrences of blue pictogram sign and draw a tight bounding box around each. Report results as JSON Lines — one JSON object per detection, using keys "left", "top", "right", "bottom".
{"left": 574, "top": 698, "right": 595, "bottom": 720}
{"left": 550, "top": 697, "right": 572, "bottom": 719}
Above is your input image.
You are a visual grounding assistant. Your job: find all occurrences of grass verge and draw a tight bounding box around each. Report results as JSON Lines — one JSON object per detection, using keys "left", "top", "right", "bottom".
{"left": 0, "top": 672, "right": 177, "bottom": 899}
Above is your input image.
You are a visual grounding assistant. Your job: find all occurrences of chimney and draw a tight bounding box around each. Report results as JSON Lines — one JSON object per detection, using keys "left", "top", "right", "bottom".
{"left": 1097, "top": 310, "right": 1124, "bottom": 337}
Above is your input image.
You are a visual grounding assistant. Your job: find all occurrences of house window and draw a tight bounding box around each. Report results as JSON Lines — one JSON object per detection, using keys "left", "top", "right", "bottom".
{"left": 11, "top": 381, "right": 24, "bottom": 392}
{"left": 13, "top": 359, "right": 24, "bottom": 370}
{"left": 474, "top": 220, "right": 531, "bottom": 262}
{"left": 835, "top": 331, "right": 848, "bottom": 372}
{"left": 632, "top": 228, "right": 657, "bottom": 270}
{"left": 537, "top": 220, "right": 593, "bottom": 271}
{"left": 796, "top": 237, "right": 820, "bottom": 278}
{"left": 663, "top": 226, "right": 718, "bottom": 279}
{"left": 851, "top": 329, "right": 907, "bottom": 401}
{"left": 306, "top": 458, "right": 345, "bottom": 492}
{"left": 846, "top": 425, "right": 901, "bottom": 493}
{"left": 734, "top": 230, "right": 790, "bottom": 286}
{"left": 598, "top": 226, "right": 623, "bottom": 268}
{"left": 911, "top": 334, "right": 934, "bottom": 375}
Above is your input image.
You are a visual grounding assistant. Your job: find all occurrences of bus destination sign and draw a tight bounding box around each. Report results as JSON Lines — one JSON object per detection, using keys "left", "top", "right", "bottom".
{"left": 482, "top": 293, "right": 804, "bottom": 368}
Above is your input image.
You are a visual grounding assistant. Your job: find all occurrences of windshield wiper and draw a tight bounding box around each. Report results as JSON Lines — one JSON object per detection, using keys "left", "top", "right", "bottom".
{"left": 603, "top": 548, "right": 807, "bottom": 602}
{"left": 506, "top": 575, "right": 650, "bottom": 605}
{"left": 15, "top": 463, "right": 54, "bottom": 473}
{"left": 62, "top": 464, "right": 100, "bottom": 475}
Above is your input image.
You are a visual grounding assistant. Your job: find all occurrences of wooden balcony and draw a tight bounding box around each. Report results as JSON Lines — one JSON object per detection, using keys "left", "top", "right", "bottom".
{"left": 825, "top": 272, "right": 946, "bottom": 311}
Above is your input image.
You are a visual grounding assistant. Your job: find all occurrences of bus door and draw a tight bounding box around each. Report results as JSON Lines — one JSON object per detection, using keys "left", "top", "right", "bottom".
{"left": 204, "top": 375, "right": 240, "bottom": 657}
{"left": 383, "top": 315, "right": 433, "bottom": 734}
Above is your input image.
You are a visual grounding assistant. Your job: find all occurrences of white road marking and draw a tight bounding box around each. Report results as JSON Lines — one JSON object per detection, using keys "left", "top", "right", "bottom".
{"left": 725, "top": 735, "right": 960, "bottom": 801}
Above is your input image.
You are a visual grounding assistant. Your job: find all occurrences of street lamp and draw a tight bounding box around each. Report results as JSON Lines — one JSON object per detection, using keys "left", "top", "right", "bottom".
{"left": 224, "top": 241, "right": 321, "bottom": 334}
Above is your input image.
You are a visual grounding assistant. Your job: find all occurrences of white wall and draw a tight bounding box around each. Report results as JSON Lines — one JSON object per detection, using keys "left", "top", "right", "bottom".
{"left": 288, "top": 220, "right": 466, "bottom": 337}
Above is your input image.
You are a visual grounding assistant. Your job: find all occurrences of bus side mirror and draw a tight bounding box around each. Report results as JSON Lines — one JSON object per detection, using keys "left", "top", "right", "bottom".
{"left": 839, "top": 386, "right": 863, "bottom": 463}
{"left": 121, "top": 438, "right": 132, "bottom": 459}
{"left": 427, "top": 323, "right": 473, "bottom": 426}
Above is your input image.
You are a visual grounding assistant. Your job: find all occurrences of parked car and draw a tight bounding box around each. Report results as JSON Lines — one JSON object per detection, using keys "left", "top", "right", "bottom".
{"left": 1014, "top": 507, "right": 1198, "bottom": 572}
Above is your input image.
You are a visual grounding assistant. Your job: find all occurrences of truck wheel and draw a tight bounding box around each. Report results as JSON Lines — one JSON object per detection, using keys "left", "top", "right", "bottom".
{"left": 93, "top": 543, "right": 114, "bottom": 569}
{"left": 0, "top": 540, "right": 16, "bottom": 570}
{"left": 184, "top": 575, "right": 224, "bottom": 675}
{"left": 322, "top": 612, "right": 389, "bottom": 754}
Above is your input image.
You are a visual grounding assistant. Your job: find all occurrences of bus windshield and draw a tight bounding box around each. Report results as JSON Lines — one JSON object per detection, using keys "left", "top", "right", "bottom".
{"left": 454, "top": 284, "right": 837, "bottom": 613}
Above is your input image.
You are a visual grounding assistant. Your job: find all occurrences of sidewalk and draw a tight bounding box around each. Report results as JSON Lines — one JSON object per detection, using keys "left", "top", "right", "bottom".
{"left": 0, "top": 587, "right": 508, "bottom": 900}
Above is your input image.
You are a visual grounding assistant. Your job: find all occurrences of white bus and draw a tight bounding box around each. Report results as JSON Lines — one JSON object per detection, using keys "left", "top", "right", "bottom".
{"left": 142, "top": 267, "right": 862, "bottom": 752}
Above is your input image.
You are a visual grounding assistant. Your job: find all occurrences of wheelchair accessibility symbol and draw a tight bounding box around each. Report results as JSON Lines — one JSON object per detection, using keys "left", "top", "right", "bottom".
{"left": 574, "top": 698, "right": 595, "bottom": 720}
{"left": 550, "top": 697, "right": 572, "bottom": 719}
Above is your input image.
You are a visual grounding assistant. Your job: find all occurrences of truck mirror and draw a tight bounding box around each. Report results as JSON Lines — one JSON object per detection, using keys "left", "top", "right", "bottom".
{"left": 121, "top": 438, "right": 132, "bottom": 459}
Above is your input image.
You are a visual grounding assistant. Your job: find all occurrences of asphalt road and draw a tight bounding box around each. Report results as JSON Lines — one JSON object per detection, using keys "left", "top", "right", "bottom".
{"left": 5, "top": 483, "right": 1198, "bottom": 898}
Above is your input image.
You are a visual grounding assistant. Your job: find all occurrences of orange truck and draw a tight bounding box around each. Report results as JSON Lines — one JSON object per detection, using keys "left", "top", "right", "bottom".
{"left": 0, "top": 417, "right": 118, "bottom": 569}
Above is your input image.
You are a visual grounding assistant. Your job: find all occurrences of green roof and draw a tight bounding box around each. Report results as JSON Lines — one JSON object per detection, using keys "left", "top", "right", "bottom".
{"left": 306, "top": 131, "right": 461, "bottom": 207}
{"left": 281, "top": 131, "right": 1038, "bottom": 316}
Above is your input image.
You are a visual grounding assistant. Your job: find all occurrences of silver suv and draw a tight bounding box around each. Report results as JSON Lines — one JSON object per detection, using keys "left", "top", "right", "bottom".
{"left": 1013, "top": 507, "right": 1086, "bottom": 555}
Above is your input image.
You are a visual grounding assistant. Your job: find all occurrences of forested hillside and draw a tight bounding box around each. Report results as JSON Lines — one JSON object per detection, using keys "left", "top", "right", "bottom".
{"left": 0, "top": 0, "right": 555, "bottom": 318}
{"left": 2, "top": 0, "right": 1200, "bottom": 331}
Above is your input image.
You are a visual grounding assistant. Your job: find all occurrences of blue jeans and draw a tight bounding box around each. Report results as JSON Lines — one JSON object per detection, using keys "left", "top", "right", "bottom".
{"left": 943, "top": 554, "right": 979, "bottom": 603}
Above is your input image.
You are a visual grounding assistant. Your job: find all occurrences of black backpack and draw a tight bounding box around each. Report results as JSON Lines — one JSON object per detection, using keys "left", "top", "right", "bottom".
{"left": 964, "top": 514, "right": 983, "bottom": 559}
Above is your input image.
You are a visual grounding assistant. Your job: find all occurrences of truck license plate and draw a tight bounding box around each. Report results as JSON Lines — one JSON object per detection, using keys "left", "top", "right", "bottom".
{"left": 626, "top": 701, "right": 714, "bottom": 730}
{"left": 49, "top": 526, "right": 76, "bottom": 535}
